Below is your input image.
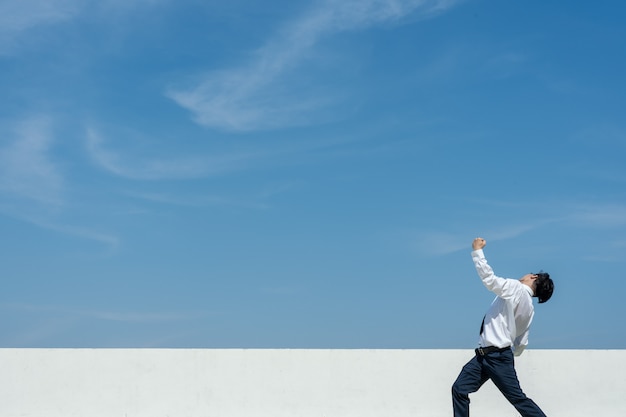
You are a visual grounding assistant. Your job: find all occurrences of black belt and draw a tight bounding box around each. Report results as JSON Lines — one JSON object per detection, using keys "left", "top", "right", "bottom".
{"left": 475, "top": 346, "right": 511, "bottom": 356}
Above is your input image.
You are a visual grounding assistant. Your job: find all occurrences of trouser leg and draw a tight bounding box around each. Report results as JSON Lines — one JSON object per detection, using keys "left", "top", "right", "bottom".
{"left": 451, "top": 355, "right": 489, "bottom": 417}
{"left": 484, "top": 350, "right": 547, "bottom": 417}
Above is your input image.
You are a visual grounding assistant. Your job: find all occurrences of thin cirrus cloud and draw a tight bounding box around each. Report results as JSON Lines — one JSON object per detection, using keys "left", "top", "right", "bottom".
{"left": 414, "top": 222, "right": 548, "bottom": 257}
{"left": 122, "top": 190, "right": 271, "bottom": 210}
{"left": 0, "top": 116, "right": 64, "bottom": 207}
{"left": 567, "top": 203, "right": 626, "bottom": 228}
{"left": 2, "top": 302, "right": 207, "bottom": 323}
{"left": 413, "top": 201, "right": 626, "bottom": 258}
{"left": 0, "top": 118, "right": 120, "bottom": 248}
{"left": 0, "top": 303, "right": 208, "bottom": 345}
{"left": 85, "top": 128, "right": 264, "bottom": 180}
{"left": 0, "top": 0, "right": 80, "bottom": 52}
{"left": 167, "top": 0, "right": 461, "bottom": 132}
{"left": 0, "top": 0, "right": 170, "bottom": 54}
{"left": 85, "top": 125, "right": 364, "bottom": 181}
{"left": 26, "top": 217, "right": 120, "bottom": 248}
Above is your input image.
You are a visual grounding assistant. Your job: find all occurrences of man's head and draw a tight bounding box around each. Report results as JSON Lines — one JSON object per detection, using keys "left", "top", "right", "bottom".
{"left": 534, "top": 272, "right": 554, "bottom": 303}
{"left": 520, "top": 272, "right": 554, "bottom": 303}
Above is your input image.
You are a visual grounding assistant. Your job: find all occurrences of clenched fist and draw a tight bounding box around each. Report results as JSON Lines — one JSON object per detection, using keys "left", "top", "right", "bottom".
{"left": 472, "top": 237, "right": 486, "bottom": 250}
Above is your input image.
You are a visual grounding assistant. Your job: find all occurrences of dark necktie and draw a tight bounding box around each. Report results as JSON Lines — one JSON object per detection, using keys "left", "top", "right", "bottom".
{"left": 479, "top": 315, "right": 485, "bottom": 335}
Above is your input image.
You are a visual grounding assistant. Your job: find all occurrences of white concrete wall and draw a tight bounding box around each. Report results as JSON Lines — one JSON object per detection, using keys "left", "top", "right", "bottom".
{"left": 1, "top": 349, "right": 624, "bottom": 417}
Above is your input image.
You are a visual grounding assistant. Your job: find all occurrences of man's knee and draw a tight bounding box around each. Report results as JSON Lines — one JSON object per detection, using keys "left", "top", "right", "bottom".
{"left": 498, "top": 386, "right": 529, "bottom": 405}
{"left": 451, "top": 380, "right": 467, "bottom": 398}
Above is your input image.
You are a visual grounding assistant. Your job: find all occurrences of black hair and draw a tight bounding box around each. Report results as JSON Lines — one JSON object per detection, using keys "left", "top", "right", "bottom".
{"left": 535, "top": 272, "right": 554, "bottom": 303}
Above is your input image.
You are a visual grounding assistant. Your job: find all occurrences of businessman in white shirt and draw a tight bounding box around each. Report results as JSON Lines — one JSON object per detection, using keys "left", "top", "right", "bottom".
{"left": 451, "top": 237, "right": 554, "bottom": 417}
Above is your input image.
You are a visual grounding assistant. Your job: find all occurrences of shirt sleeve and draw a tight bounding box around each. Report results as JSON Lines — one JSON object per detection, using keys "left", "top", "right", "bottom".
{"left": 512, "top": 292, "right": 534, "bottom": 356}
{"left": 513, "top": 333, "right": 528, "bottom": 356}
{"left": 471, "top": 249, "right": 521, "bottom": 300}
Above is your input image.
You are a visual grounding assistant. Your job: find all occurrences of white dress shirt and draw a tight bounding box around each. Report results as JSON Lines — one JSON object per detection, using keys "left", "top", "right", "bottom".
{"left": 472, "top": 249, "right": 535, "bottom": 356}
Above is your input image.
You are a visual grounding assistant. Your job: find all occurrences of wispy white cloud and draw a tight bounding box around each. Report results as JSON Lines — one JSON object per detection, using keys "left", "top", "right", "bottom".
{"left": 27, "top": 215, "right": 120, "bottom": 248}
{"left": 3, "top": 302, "right": 209, "bottom": 323}
{"left": 85, "top": 128, "right": 261, "bottom": 180}
{"left": 0, "top": 117, "right": 120, "bottom": 248}
{"left": 413, "top": 231, "right": 467, "bottom": 256}
{"left": 0, "top": 116, "right": 64, "bottom": 207}
{"left": 0, "top": 316, "right": 78, "bottom": 346}
{"left": 567, "top": 203, "right": 626, "bottom": 228}
{"left": 0, "top": 0, "right": 171, "bottom": 54}
{"left": 85, "top": 125, "right": 363, "bottom": 181}
{"left": 0, "top": 0, "right": 81, "bottom": 53}
{"left": 414, "top": 222, "right": 542, "bottom": 256}
{"left": 413, "top": 200, "right": 626, "bottom": 257}
{"left": 90, "top": 310, "right": 207, "bottom": 323}
{"left": 0, "top": 303, "right": 211, "bottom": 345}
{"left": 123, "top": 190, "right": 271, "bottom": 210}
{"left": 167, "top": 0, "right": 461, "bottom": 131}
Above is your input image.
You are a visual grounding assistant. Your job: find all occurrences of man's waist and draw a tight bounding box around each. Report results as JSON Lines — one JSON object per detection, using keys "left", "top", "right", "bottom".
{"left": 475, "top": 346, "right": 511, "bottom": 355}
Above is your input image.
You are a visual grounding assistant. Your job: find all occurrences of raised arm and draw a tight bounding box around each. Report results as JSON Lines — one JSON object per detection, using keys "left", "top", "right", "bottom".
{"left": 471, "top": 238, "right": 520, "bottom": 299}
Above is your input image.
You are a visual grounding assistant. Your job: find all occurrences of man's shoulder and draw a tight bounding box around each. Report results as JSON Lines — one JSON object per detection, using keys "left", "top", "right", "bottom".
{"left": 514, "top": 283, "right": 535, "bottom": 305}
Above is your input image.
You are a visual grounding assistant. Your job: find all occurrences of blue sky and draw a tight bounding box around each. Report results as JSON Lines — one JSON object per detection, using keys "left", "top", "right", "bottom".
{"left": 1, "top": 0, "right": 625, "bottom": 349}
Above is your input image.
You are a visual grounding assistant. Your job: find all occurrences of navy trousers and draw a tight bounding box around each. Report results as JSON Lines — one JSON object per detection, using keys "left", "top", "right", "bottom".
{"left": 451, "top": 349, "right": 547, "bottom": 417}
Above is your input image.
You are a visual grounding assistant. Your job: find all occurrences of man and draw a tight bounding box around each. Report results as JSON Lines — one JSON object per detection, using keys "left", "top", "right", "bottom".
{"left": 451, "top": 237, "right": 554, "bottom": 417}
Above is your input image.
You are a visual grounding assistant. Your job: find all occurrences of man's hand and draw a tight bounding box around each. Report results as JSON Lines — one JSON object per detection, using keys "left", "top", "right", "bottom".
{"left": 472, "top": 237, "right": 486, "bottom": 250}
